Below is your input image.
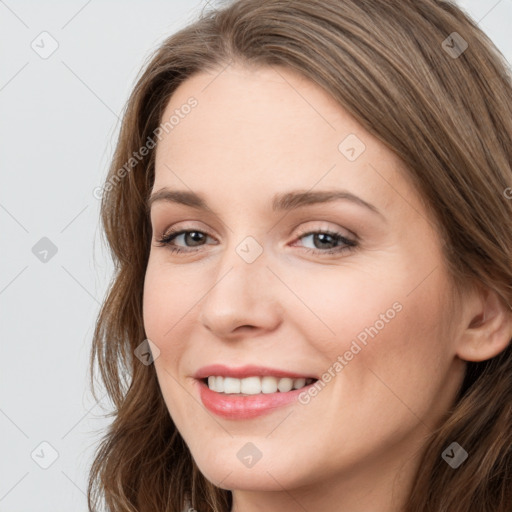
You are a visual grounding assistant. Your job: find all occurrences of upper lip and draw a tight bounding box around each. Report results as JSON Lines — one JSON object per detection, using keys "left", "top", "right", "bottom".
{"left": 194, "top": 364, "right": 317, "bottom": 380}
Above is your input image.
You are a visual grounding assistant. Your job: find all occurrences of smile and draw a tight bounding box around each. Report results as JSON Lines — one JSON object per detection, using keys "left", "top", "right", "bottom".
{"left": 205, "top": 375, "right": 315, "bottom": 394}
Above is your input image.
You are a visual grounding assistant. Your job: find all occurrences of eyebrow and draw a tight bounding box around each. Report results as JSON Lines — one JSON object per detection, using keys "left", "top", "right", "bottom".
{"left": 147, "top": 188, "right": 384, "bottom": 219}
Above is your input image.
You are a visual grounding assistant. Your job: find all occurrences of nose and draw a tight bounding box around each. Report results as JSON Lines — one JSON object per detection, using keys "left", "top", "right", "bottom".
{"left": 198, "top": 247, "right": 283, "bottom": 339}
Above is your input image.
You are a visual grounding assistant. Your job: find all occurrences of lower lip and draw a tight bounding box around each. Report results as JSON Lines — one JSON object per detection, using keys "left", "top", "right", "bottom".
{"left": 196, "top": 379, "right": 316, "bottom": 419}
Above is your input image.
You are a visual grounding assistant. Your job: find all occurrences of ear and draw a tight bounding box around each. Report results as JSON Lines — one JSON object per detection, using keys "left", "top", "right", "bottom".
{"left": 456, "top": 284, "right": 512, "bottom": 362}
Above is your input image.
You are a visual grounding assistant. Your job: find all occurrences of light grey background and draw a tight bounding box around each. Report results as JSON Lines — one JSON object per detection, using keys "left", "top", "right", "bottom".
{"left": 1, "top": 1, "right": 510, "bottom": 511}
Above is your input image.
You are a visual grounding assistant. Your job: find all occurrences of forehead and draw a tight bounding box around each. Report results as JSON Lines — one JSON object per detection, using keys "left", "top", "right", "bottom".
{"left": 153, "top": 64, "right": 412, "bottom": 215}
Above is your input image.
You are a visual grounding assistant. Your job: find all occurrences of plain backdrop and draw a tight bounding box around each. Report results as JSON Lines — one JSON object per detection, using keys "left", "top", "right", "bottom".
{"left": 1, "top": 1, "right": 511, "bottom": 510}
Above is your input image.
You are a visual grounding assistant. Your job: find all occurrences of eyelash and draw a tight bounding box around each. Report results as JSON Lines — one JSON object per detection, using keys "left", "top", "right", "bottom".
{"left": 154, "top": 227, "right": 357, "bottom": 256}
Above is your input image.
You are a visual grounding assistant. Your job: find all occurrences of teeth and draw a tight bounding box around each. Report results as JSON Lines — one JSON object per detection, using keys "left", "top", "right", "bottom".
{"left": 205, "top": 376, "right": 314, "bottom": 394}
{"left": 240, "top": 376, "right": 261, "bottom": 395}
{"left": 223, "top": 377, "right": 241, "bottom": 394}
{"left": 293, "top": 377, "right": 306, "bottom": 389}
{"left": 261, "top": 376, "right": 278, "bottom": 394}
{"left": 277, "top": 377, "right": 293, "bottom": 392}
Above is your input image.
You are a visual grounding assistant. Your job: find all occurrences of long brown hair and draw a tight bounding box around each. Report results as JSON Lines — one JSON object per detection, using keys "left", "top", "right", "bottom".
{"left": 88, "top": 1, "right": 512, "bottom": 510}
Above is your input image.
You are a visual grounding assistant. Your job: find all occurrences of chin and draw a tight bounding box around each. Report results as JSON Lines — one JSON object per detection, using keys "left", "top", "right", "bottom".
{"left": 190, "top": 441, "right": 310, "bottom": 492}
{"left": 198, "top": 462, "right": 292, "bottom": 492}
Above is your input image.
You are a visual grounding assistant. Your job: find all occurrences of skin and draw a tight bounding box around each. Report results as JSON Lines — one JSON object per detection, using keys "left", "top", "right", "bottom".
{"left": 142, "top": 63, "right": 512, "bottom": 512}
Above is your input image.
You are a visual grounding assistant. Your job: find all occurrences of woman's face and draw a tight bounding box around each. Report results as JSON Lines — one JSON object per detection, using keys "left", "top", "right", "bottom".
{"left": 143, "top": 64, "right": 466, "bottom": 499}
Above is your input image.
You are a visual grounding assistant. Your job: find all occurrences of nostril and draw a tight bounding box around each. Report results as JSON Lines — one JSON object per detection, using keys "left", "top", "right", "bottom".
{"left": 237, "top": 325, "right": 256, "bottom": 332}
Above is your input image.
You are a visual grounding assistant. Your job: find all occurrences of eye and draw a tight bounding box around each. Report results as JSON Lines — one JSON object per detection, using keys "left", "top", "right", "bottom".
{"left": 155, "top": 228, "right": 216, "bottom": 254}
{"left": 291, "top": 229, "right": 357, "bottom": 255}
{"left": 154, "top": 227, "right": 357, "bottom": 256}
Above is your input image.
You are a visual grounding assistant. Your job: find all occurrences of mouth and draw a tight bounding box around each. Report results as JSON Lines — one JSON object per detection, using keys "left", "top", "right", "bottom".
{"left": 194, "top": 370, "right": 320, "bottom": 419}
{"left": 193, "top": 364, "right": 319, "bottom": 419}
{"left": 201, "top": 375, "right": 317, "bottom": 395}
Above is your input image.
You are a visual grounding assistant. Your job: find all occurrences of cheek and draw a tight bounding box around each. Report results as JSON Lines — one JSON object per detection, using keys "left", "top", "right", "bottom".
{"left": 142, "top": 259, "right": 203, "bottom": 352}
{"left": 290, "top": 265, "right": 404, "bottom": 358}
{"left": 303, "top": 258, "right": 453, "bottom": 403}
{"left": 326, "top": 270, "right": 455, "bottom": 427}
{"left": 142, "top": 261, "right": 200, "bottom": 425}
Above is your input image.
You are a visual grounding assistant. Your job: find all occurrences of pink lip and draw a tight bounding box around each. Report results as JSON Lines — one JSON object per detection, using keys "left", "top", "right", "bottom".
{"left": 193, "top": 364, "right": 316, "bottom": 380}
{"left": 195, "top": 379, "right": 317, "bottom": 419}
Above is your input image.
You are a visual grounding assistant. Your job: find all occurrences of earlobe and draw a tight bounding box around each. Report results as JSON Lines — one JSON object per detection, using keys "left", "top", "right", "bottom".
{"left": 456, "top": 286, "right": 512, "bottom": 363}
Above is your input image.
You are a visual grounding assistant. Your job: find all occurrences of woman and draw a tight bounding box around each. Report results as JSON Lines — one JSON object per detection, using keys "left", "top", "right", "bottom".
{"left": 88, "top": 1, "right": 512, "bottom": 511}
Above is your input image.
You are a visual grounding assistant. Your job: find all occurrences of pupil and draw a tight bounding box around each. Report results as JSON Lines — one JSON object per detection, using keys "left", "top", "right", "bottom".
{"left": 315, "top": 233, "right": 335, "bottom": 248}
{"left": 186, "top": 232, "right": 204, "bottom": 246}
